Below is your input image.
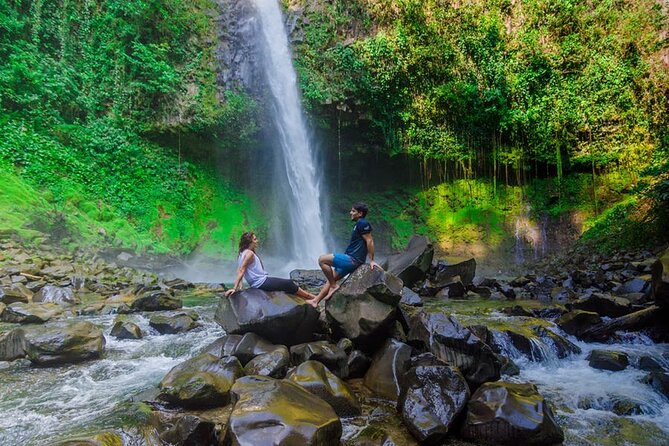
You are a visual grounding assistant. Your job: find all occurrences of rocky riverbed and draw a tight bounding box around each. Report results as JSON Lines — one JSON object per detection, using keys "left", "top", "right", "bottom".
{"left": 1, "top": 237, "right": 668, "bottom": 445}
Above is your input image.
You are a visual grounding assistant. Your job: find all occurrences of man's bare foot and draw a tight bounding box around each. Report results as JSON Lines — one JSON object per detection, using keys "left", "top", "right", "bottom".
{"left": 306, "top": 298, "right": 320, "bottom": 308}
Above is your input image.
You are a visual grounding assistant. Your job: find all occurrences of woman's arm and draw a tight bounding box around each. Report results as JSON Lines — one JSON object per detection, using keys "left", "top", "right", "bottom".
{"left": 225, "top": 251, "right": 254, "bottom": 296}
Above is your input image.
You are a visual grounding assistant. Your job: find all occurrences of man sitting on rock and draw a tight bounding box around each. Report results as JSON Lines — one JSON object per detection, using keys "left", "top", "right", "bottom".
{"left": 307, "top": 202, "right": 379, "bottom": 307}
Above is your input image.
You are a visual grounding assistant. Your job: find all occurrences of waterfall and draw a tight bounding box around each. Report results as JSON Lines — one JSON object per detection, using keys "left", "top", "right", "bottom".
{"left": 252, "top": 0, "right": 328, "bottom": 263}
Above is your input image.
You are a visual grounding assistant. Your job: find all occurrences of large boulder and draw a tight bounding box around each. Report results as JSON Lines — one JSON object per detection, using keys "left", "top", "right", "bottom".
{"left": 202, "top": 334, "right": 244, "bottom": 358}
{"left": 290, "top": 341, "right": 348, "bottom": 378}
{"left": 0, "top": 328, "right": 26, "bottom": 361}
{"left": 215, "top": 289, "right": 319, "bottom": 346}
{"left": 325, "top": 265, "right": 403, "bottom": 350}
{"left": 243, "top": 346, "right": 290, "bottom": 378}
{"left": 434, "top": 258, "right": 477, "bottom": 287}
{"left": 1, "top": 302, "right": 64, "bottom": 324}
{"left": 407, "top": 310, "right": 501, "bottom": 388}
{"left": 131, "top": 289, "right": 182, "bottom": 311}
{"left": 33, "top": 286, "right": 79, "bottom": 305}
{"left": 149, "top": 311, "right": 199, "bottom": 334}
{"left": 557, "top": 310, "right": 603, "bottom": 338}
{"left": 571, "top": 293, "right": 633, "bottom": 318}
{"left": 460, "top": 382, "right": 564, "bottom": 446}
{"left": 397, "top": 354, "right": 470, "bottom": 444}
{"left": 0, "top": 285, "right": 31, "bottom": 304}
{"left": 363, "top": 338, "right": 412, "bottom": 401}
{"left": 23, "top": 321, "right": 105, "bottom": 366}
{"left": 159, "top": 353, "right": 243, "bottom": 408}
{"left": 226, "top": 375, "right": 342, "bottom": 446}
{"left": 287, "top": 360, "right": 361, "bottom": 417}
{"left": 384, "top": 235, "right": 434, "bottom": 288}
{"left": 587, "top": 349, "right": 629, "bottom": 371}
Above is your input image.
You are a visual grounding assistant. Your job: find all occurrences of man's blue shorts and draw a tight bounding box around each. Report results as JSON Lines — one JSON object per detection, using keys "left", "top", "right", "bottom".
{"left": 333, "top": 253, "right": 360, "bottom": 277}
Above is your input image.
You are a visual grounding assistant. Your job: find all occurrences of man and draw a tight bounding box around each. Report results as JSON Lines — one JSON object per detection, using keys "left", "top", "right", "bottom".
{"left": 307, "top": 202, "right": 379, "bottom": 307}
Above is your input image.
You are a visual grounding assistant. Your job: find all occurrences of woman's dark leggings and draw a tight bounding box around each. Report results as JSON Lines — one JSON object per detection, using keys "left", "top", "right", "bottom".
{"left": 257, "top": 276, "right": 299, "bottom": 294}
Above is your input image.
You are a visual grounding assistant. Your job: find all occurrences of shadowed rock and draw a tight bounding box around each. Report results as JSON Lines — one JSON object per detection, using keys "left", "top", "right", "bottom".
{"left": 287, "top": 360, "right": 361, "bottom": 417}
{"left": 347, "top": 349, "right": 372, "bottom": 378}
{"left": 384, "top": 235, "right": 434, "bottom": 288}
{"left": 460, "top": 381, "right": 564, "bottom": 446}
{"left": 110, "top": 319, "right": 142, "bottom": 340}
{"left": 215, "top": 289, "right": 319, "bottom": 346}
{"left": 434, "top": 258, "right": 477, "bottom": 287}
{"left": 232, "top": 332, "right": 285, "bottom": 365}
{"left": 0, "top": 328, "right": 26, "bottom": 361}
{"left": 571, "top": 293, "right": 633, "bottom": 317}
{"left": 325, "top": 265, "right": 403, "bottom": 350}
{"left": 226, "top": 375, "right": 342, "bottom": 446}
{"left": 558, "top": 310, "right": 602, "bottom": 338}
{"left": 159, "top": 354, "right": 243, "bottom": 408}
{"left": 202, "top": 334, "right": 244, "bottom": 358}
{"left": 364, "top": 338, "right": 412, "bottom": 401}
{"left": 398, "top": 353, "right": 470, "bottom": 443}
{"left": 149, "top": 311, "right": 198, "bottom": 334}
{"left": 407, "top": 310, "right": 501, "bottom": 388}
{"left": 159, "top": 414, "right": 216, "bottom": 446}
{"left": 653, "top": 248, "right": 669, "bottom": 308}
{"left": 23, "top": 321, "right": 105, "bottom": 366}
{"left": 290, "top": 340, "right": 348, "bottom": 378}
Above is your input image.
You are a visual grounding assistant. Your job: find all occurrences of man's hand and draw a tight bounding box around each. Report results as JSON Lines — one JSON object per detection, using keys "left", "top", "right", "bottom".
{"left": 369, "top": 260, "right": 381, "bottom": 270}
{"left": 224, "top": 288, "right": 236, "bottom": 297}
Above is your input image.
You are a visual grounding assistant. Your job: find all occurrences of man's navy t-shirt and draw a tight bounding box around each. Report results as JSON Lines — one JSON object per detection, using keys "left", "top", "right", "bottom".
{"left": 344, "top": 218, "right": 372, "bottom": 264}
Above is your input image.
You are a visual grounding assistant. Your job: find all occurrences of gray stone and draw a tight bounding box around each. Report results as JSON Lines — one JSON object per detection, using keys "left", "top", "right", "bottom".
{"left": 23, "top": 321, "right": 105, "bottom": 366}
{"left": 384, "top": 235, "right": 434, "bottom": 288}
{"left": 33, "top": 286, "right": 79, "bottom": 305}
{"left": 290, "top": 340, "right": 348, "bottom": 378}
{"left": 1, "top": 302, "right": 64, "bottom": 324}
{"left": 0, "top": 328, "right": 26, "bottom": 361}
{"left": 243, "top": 346, "right": 290, "bottom": 378}
{"left": 587, "top": 349, "right": 629, "bottom": 371}
{"left": 363, "top": 339, "right": 412, "bottom": 401}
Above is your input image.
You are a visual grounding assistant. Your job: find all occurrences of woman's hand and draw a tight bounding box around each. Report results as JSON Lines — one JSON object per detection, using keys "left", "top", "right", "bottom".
{"left": 224, "top": 288, "right": 236, "bottom": 297}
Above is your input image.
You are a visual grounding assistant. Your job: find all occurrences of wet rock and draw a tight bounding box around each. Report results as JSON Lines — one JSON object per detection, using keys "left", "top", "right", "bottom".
{"left": 110, "top": 319, "right": 143, "bottom": 340}
{"left": 325, "top": 265, "right": 403, "bottom": 350}
{"left": 406, "top": 310, "right": 501, "bottom": 387}
{"left": 434, "top": 278, "right": 467, "bottom": 299}
{"left": 202, "top": 334, "right": 243, "bottom": 358}
{"left": 33, "top": 285, "right": 79, "bottom": 305}
{"left": 499, "top": 355, "right": 520, "bottom": 376}
{"left": 644, "top": 371, "right": 669, "bottom": 398}
{"left": 290, "top": 340, "right": 348, "bottom": 378}
{"left": 434, "top": 258, "right": 477, "bottom": 287}
{"left": 23, "top": 321, "right": 105, "bottom": 366}
{"left": 290, "top": 269, "right": 327, "bottom": 290}
{"left": 131, "top": 289, "right": 182, "bottom": 311}
{"left": 637, "top": 355, "right": 666, "bottom": 372}
{"left": 616, "top": 275, "right": 653, "bottom": 297}
{"left": 243, "top": 345, "right": 290, "bottom": 378}
{"left": 54, "top": 431, "right": 124, "bottom": 445}
{"left": 0, "top": 284, "right": 31, "bottom": 304}
{"left": 0, "top": 328, "right": 26, "bottom": 361}
{"left": 500, "top": 305, "right": 534, "bottom": 317}
{"left": 1, "top": 302, "right": 64, "bottom": 323}
{"left": 226, "top": 375, "right": 341, "bottom": 445}
{"left": 215, "top": 288, "right": 319, "bottom": 346}
{"left": 533, "top": 326, "right": 581, "bottom": 358}
{"left": 347, "top": 349, "right": 372, "bottom": 378}
{"left": 347, "top": 426, "right": 400, "bottom": 446}
{"left": 287, "top": 360, "right": 361, "bottom": 417}
{"left": 587, "top": 350, "right": 629, "bottom": 371}
{"left": 460, "top": 381, "right": 564, "bottom": 446}
{"left": 557, "top": 310, "right": 602, "bottom": 338}
{"left": 231, "top": 332, "right": 284, "bottom": 365}
{"left": 158, "top": 354, "right": 243, "bottom": 408}
{"left": 384, "top": 235, "right": 434, "bottom": 288}
{"left": 158, "top": 413, "right": 216, "bottom": 446}
{"left": 571, "top": 293, "right": 633, "bottom": 317}
{"left": 400, "top": 287, "right": 423, "bottom": 306}
{"left": 363, "top": 338, "right": 412, "bottom": 401}
{"left": 149, "top": 311, "right": 199, "bottom": 334}
{"left": 397, "top": 354, "right": 470, "bottom": 443}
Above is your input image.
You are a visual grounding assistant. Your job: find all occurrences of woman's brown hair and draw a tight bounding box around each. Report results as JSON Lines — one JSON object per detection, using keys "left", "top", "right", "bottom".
{"left": 238, "top": 231, "right": 256, "bottom": 253}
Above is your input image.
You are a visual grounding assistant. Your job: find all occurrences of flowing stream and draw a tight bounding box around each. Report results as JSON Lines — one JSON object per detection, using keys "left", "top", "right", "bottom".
{"left": 251, "top": 0, "right": 328, "bottom": 264}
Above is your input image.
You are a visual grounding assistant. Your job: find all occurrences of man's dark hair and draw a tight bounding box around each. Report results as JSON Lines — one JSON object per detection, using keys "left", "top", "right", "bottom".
{"left": 353, "top": 202, "right": 368, "bottom": 217}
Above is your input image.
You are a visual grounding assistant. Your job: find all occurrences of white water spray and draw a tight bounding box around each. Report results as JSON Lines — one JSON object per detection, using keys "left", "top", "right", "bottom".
{"left": 252, "top": 0, "right": 328, "bottom": 262}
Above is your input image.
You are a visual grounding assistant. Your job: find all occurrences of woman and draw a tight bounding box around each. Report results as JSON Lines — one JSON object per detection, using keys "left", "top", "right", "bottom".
{"left": 224, "top": 232, "right": 316, "bottom": 300}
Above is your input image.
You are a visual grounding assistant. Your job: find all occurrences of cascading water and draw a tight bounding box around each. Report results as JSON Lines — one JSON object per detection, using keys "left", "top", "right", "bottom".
{"left": 251, "top": 0, "right": 328, "bottom": 263}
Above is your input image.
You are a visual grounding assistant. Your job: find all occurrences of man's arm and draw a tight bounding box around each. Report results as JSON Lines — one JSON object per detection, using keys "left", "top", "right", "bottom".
{"left": 362, "top": 233, "right": 380, "bottom": 270}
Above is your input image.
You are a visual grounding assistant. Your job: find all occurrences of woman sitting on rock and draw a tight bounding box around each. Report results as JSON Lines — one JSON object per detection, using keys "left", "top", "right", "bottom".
{"left": 224, "top": 232, "right": 316, "bottom": 300}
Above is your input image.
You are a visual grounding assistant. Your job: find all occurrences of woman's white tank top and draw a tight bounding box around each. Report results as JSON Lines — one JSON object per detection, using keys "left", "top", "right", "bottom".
{"left": 239, "top": 249, "right": 267, "bottom": 288}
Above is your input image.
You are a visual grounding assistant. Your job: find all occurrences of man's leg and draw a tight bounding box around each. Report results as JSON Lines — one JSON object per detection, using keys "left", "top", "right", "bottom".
{"left": 311, "top": 254, "right": 339, "bottom": 305}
